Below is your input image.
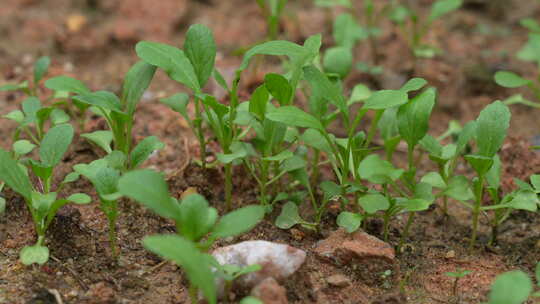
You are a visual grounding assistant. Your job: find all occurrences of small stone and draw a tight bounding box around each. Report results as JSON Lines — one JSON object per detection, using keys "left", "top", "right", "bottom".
{"left": 326, "top": 274, "right": 350, "bottom": 288}
{"left": 290, "top": 228, "right": 304, "bottom": 241}
{"left": 251, "top": 277, "right": 288, "bottom": 304}
{"left": 212, "top": 241, "right": 306, "bottom": 298}
{"left": 66, "top": 14, "right": 87, "bottom": 33}
{"left": 314, "top": 229, "right": 398, "bottom": 285}
{"left": 445, "top": 250, "right": 456, "bottom": 259}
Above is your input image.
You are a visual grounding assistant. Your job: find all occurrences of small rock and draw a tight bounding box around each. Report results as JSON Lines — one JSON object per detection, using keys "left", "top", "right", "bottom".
{"left": 445, "top": 250, "right": 456, "bottom": 259}
{"left": 314, "top": 229, "right": 398, "bottom": 285}
{"left": 66, "top": 14, "right": 87, "bottom": 33}
{"left": 212, "top": 241, "right": 306, "bottom": 298}
{"left": 251, "top": 277, "right": 288, "bottom": 304}
{"left": 326, "top": 274, "right": 351, "bottom": 288}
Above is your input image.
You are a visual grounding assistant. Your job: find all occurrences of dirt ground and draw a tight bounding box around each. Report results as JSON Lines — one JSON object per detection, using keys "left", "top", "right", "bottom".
{"left": 1, "top": 0, "right": 540, "bottom": 303}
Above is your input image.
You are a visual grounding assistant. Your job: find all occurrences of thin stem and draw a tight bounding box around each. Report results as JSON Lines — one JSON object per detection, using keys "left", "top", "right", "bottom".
{"left": 225, "top": 163, "right": 233, "bottom": 210}
{"left": 469, "top": 176, "right": 484, "bottom": 251}
{"left": 398, "top": 211, "right": 416, "bottom": 252}
{"left": 194, "top": 96, "right": 207, "bottom": 169}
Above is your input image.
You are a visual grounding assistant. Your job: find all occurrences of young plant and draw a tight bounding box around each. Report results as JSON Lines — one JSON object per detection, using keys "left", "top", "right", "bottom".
{"left": 390, "top": 0, "right": 463, "bottom": 67}
{"left": 494, "top": 19, "right": 540, "bottom": 108}
{"left": 0, "top": 124, "right": 90, "bottom": 265}
{"left": 487, "top": 262, "right": 540, "bottom": 304}
{"left": 117, "top": 169, "right": 265, "bottom": 304}
{"left": 445, "top": 269, "right": 472, "bottom": 301}
{"left": 214, "top": 263, "right": 262, "bottom": 301}
{"left": 1, "top": 56, "right": 50, "bottom": 97}
{"left": 65, "top": 61, "right": 161, "bottom": 171}
{"left": 256, "top": 0, "right": 288, "bottom": 40}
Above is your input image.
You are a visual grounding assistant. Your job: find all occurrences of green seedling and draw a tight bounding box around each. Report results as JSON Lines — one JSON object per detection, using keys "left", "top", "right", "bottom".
{"left": 117, "top": 169, "right": 265, "bottom": 304}
{"left": 445, "top": 269, "right": 472, "bottom": 301}
{"left": 65, "top": 61, "right": 161, "bottom": 171}
{"left": 1, "top": 56, "right": 50, "bottom": 97}
{"left": 0, "top": 124, "right": 90, "bottom": 265}
{"left": 256, "top": 0, "right": 288, "bottom": 40}
{"left": 494, "top": 19, "right": 540, "bottom": 109}
{"left": 215, "top": 263, "right": 262, "bottom": 302}
{"left": 390, "top": 0, "right": 462, "bottom": 67}
{"left": 487, "top": 262, "right": 540, "bottom": 304}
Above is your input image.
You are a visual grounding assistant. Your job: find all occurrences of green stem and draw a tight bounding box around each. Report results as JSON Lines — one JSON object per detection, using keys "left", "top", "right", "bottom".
{"left": 194, "top": 96, "right": 207, "bottom": 169}
{"left": 469, "top": 176, "right": 484, "bottom": 251}
{"left": 398, "top": 211, "right": 415, "bottom": 252}
{"left": 383, "top": 213, "right": 391, "bottom": 242}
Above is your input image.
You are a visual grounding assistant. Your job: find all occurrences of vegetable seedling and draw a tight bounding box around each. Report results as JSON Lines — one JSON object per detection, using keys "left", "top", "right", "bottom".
{"left": 445, "top": 269, "right": 472, "bottom": 301}
{"left": 256, "top": 0, "right": 288, "bottom": 40}
{"left": 0, "top": 124, "right": 90, "bottom": 265}
{"left": 117, "top": 169, "right": 265, "bottom": 304}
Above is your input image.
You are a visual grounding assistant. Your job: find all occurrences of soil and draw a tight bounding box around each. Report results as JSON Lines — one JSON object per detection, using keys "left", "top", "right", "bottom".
{"left": 1, "top": 0, "right": 540, "bottom": 303}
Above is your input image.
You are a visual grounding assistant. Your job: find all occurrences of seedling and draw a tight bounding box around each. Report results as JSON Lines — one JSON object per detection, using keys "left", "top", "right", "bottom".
{"left": 0, "top": 56, "right": 50, "bottom": 97}
{"left": 214, "top": 263, "right": 262, "bottom": 302}
{"left": 117, "top": 169, "right": 265, "bottom": 304}
{"left": 445, "top": 269, "right": 472, "bottom": 301}
{"left": 494, "top": 19, "right": 540, "bottom": 110}
{"left": 487, "top": 262, "right": 540, "bottom": 304}
{"left": 256, "top": 0, "right": 288, "bottom": 40}
{"left": 390, "top": 0, "right": 462, "bottom": 68}
{"left": 0, "top": 124, "right": 90, "bottom": 265}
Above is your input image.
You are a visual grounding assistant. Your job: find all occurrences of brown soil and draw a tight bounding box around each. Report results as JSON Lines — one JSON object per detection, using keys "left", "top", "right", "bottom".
{"left": 1, "top": 0, "right": 540, "bottom": 303}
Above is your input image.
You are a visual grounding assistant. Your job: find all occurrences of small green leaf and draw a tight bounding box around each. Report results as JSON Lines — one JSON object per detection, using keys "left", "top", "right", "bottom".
{"left": 118, "top": 170, "right": 180, "bottom": 221}
{"left": 358, "top": 154, "right": 403, "bottom": 184}
{"left": 217, "top": 142, "right": 248, "bottom": 164}
{"left": 240, "top": 296, "right": 263, "bottom": 304}
{"left": 13, "top": 140, "right": 36, "bottom": 156}
{"left": 275, "top": 201, "right": 302, "bottom": 229}
{"left": 184, "top": 24, "right": 217, "bottom": 88}
{"left": 178, "top": 194, "right": 213, "bottom": 241}
{"left": 465, "top": 154, "right": 494, "bottom": 177}
{"left": 213, "top": 205, "right": 265, "bottom": 238}
{"left": 50, "top": 108, "right": 70, "bottom": 125}
{"left": 3, "top": 110, "right": 25, "bottom": 123}
{"left": 397, "top": 87, "right": 436, "bottom": 148}
{"left": 130, "top": 136, "right": 165, "bottom": 169}
{"left": 62, "top": 172, "right": 80, "bottom": 184}
{"left": 67, "top": 193, "right": 91, "bottom": 204}
{"left": 476, "top": 101, "right": 510, "bottom": 158}
{"left": 0, "top": 149, "right": 33, "bottom": 199}
{"left": 81, "top": 131, "right": 113, "bottom": 154}
{"left": 301, "top": 128, "right": 331, "bottom": 152}
{"left": 34, "top": 56, "right": 51, "bottom": 84}
{"left": 421, "top": 172, "right": 446, "bottom": 189}
{"left": 45, "top": 76, "right": 90, "bottom": 95}
{"left": 363, "top": 90, "right": 408, "bottom": 110}
{"left": 349, "top": 84, "right": 371, "bottom": 104}
{"left": 20, "top": 245, "right": 50, "bottom": 265}
{"left": 143, "top": 235, "right": 217, "bottom": 304}
{"left": 266, "top": 106, "right": 323, "bottom": 131}
{"left": 323, "top": 47, "right": 353, "bottom": 78}
{"left": 40, "top": 124, "right": 74, "bottom": 167}
{"left": 507, "top": 190, "right": 538, "bottom": 212}
{"left": 486, "top": 155, "right": 501, "bottom": 190}
{"left": 122, "top": 61, "right": 157, "bottom": 116}
{"left": 264, "top": 73, "right": 293, "bottom": 105}
{"left": 337, "top": 212, "right": 362, "bottom": 233}
{"left": 249, "top": 85, "right": 269, "bottom": 120}
{"left": 303, "top": 65, "right": 347, "bottom": 114}
{"left": 398, "top": 198, "right": 432, "bottom": 212}
{"left": 488, "top": 270, "right": 532, "bottom": 304}
{"left": 429, "top": 0, "right": 462, "bottom": 22}
{"left": 262, "top": 150, "right": 293, "bottom": 162}
{"left": 358, "top": 193, "right": 390, "bottom": 214}
{"left": 494, "top": 71, "right": 530, "bottom": 88}
{"left": 74, "top": 91, "right": 123, "bottom": 113}
{"left": 444, "top": 175, "right": 474, "bottom": 201}
{"left": 530, "top": 175, "right": 540, "bottom": 192}
{"left": 333, "top": 13, "right": 364, "bottom": 48}
{"left": 160, "top": 93, "right": 190, "bottom": 119}
{"left": 400, "top": 78, "right": 428, "bottom": 93}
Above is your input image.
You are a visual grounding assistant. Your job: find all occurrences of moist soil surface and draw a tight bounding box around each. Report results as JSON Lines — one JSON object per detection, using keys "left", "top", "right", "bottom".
{"left": 1, "top": 0, "right": 540, "bottom": 303}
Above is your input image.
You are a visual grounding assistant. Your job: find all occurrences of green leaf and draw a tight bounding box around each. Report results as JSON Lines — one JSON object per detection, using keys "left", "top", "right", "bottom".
{"left": 44, "top": 76, "right": 90, "bottom": 95}
{"left": 488, "top": 270, "right": 532, "bottom": 304}
{"left": 494, "top": 71, "right": 530, "bottom": 88}
{"left": 517, "top": 33, "right": 540, "bottom": 65}
{"left": 303, "top": 65, "right": 347, "bottom": 114}
{"left": 178, "top": 193, "right": 213, "bottom": 241}
{"left": 275, "top": 201, "right": 302, "bottom": 229}
{"left": 213, "top": 205, "right": 265, "bottom": 238}
{"left": 160, "top": 93, "right": 189, "bottom": 119}
{"left": 400, "top": 77, "right": 427, "bottom": 93}
{"left": 349, "top": 84, "right": 371, "bottom": 104}
{"left": 67, "top": 193, "right": 91, "bottom": 204}
{"left": 333, "top": 13, "right": 364, "bottom": 48}
{"left": 0, "top": 197, "right": 5, "bottom": 214}
{"left": 39, "top": 124, "right": 74, "bottom": 167}
{"left": 20, "top": 245, "right": 49, "bottom": 265}
{"left": 363, "top": 90, "right": 408, "bottom": 110}
{"left": 281, "top": 155, "right": 307, "bottom": 172}
{"left": 262, "top": 150, "right": 293, "bottom": 162}
{"left": 81, "top": 131, "right": 113, "bottom": 154}
{"left": 240, "top": 40, "right": 307, "bottom": 71}
{"left": 13, "top": 140, "right": 36, "bottom": 156}
{"left": 358, "top": 193, "right": 389, "bottom": 214}
{"left": 184, "top": 24, "right": 217, "bottom": 88}
{"left": 143, "top": 235, "right": 217, "bottom": 304}
{"left": 444, "top": 175, "right": 474, "bottom": 201}
{"left": 264, "top": 73, "right": 293, "bottom": 105}
{"left": 62, "top": 172, "right": 80, "bottom": 184}
{"left": 136, "top": 41, "right": 200, "bottom": 92}
{"left": 507, "top": 190, "right": 538, "bottom": 212}
{"left": 476, "top": 101, "right": 510, "bottom": 158}
{"left": 398, "top": 198, "right": 432, "bottom": 212}
{"left": 301, "top": 128, "right": 331, "bottom": 152}
{"left": 130, "top": 136, "right": 165, "bottom": 169}
{"left": 118, "top": 170, "right": 180, "bottom": 221}
{"left": 33, "top": 56, "right": 50, "bottom": 84}
{"left": 358, "top": 154, "right": 404, "bottom": 184}
{"left": 486, "top": 155, "right": 501, "bottom": 190}
{"left": 50, "top": 108, "right": 70, "bottom": 125}
{"left": 530, "top": 174, "right": 540, "bottom": 192}
{"left": 240, "top": 296, "right": 263, "bottom": 304}
{"left": 337, "top": 211, "right": 362, "bottom": 233}
{"left": 0, "top": 81, "right": 29, "bottom": 92}
{"left": 397, "top": 87, "right": 436, "bottom": 148}
{"left": 73, "top": 91, "right": 123, "bottom": 113}
{"left": 94, "top": 167, "right": 120, "bottom": 196}
{"left": 3, "top": 110, "right": 25, "bottom": 123}
{"left": 421, "top": 172, "right": 446, "bottom": 189}
{"left": 266, "top": 106, "right": 323, "bottom": 131}
{"left": 456, "top": 121, "right": 476, "bottom": 156}
{"left": 21, "top": 97, "right": 41, "bottom": 125}
{"left": 429, "top": 0, "right": 462, "bottom": 22}
{"left": 217, "top": 142, "right": 248, "bottom": 164}
{"left": 465, "top": 154, "right": 494, "bottom": 177}
{"left": 122, "top": 61, "right": 157, "bottom": 116}
{"left": 323, "top": 47, "right": 353, "bottom": 78}
{"left": 249, "top": 85, "right": 269, "bottom": 120}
